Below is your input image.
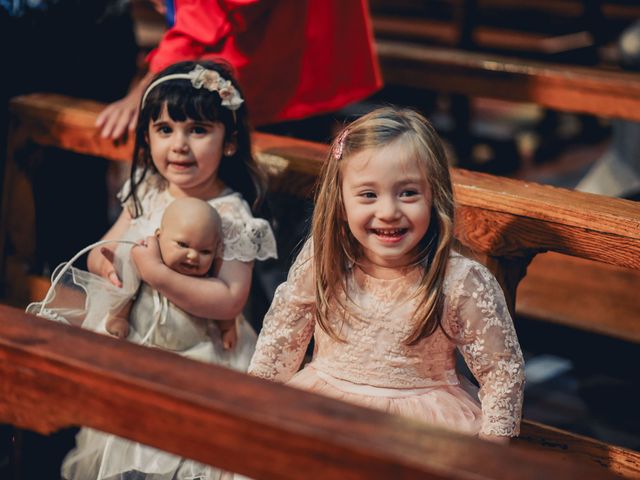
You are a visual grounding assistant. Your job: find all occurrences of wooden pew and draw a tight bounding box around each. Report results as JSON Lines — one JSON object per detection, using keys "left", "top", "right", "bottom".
{"left": 0, "top": 305, "right": 616, "bottom": 480}
{"left": 370, "top": 0, "right": 640, "bottom": 55}
{"left": 376, "top": 41, "right": 640, "bottom": 123}
{"left": 2, "top": 93, "right": 640, "bottom": 478}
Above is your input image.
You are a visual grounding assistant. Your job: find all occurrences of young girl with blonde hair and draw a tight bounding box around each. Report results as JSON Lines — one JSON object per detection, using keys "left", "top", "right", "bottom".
{"left": 250, "top": 106, "right": 525, "bottom": 442}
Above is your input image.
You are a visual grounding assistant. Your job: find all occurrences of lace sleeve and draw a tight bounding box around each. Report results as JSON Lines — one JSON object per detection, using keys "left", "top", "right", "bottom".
{"left": 215, "top": 195, "right": 277, "bottom": 262}
{"left": 450, "top": 262, "right": 525, "bottom": 437}
{"left": 249, "top": 240, "right": 315, "bottom": 382}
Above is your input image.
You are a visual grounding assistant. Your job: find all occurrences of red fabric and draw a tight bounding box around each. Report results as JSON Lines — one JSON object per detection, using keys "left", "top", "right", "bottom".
{"left": 146, "top": 0, "right": 382, "bottom": 125}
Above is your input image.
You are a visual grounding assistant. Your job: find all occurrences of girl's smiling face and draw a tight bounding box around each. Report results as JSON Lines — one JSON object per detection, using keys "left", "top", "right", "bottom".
{"left": 148, "top": 104, "right": 228, "bottom": 199}
{"left": 341, "top": 139, "right": 432, "bottom": 278}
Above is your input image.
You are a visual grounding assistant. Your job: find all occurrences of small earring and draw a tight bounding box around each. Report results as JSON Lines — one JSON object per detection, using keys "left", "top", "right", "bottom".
{"left": 223, "top": 144, "right": 237, "bottom": 157}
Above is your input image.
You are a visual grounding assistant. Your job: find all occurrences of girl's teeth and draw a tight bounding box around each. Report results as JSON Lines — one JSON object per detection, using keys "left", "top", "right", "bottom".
{"left": 374, "top": 228, "right": 405, "bottom": 236}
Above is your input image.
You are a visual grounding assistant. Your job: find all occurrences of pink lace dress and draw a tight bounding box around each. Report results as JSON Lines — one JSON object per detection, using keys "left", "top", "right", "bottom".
{"left": 249, "top": 241, "right": 525, "bottom": 438}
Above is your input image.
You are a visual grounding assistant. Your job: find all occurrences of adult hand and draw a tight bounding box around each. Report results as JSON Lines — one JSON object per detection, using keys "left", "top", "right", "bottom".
{"left": 96, "top": 71, "right": 155, "bottom": 140}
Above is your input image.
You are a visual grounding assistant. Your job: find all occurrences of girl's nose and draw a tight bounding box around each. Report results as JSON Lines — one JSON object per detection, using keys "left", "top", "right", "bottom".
{"left": 377, "top": 196, "right": 401, "bottom": 221}
{"left": 186, "top": 249, "right": 198, "bottom": 260}
{"left": 172, "top": 132, "right": 189, "bottom": 152}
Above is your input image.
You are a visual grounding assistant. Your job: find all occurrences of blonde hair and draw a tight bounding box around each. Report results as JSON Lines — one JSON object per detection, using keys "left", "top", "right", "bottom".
{"left": 312, "top": 107, "right": 454, "bottom": 345}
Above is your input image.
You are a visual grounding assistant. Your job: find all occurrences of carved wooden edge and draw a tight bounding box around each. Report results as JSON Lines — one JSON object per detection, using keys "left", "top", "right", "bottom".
{"left": 0, "top": 306, "right": 616, "bottom": 480}
{"left": 517, "top": 420, "right": 640, "bottom": 478}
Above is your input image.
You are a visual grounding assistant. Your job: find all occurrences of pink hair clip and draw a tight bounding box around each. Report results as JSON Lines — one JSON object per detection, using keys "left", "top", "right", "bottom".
{"left": 333, "top": 128, "right": 349, "bottom": 161}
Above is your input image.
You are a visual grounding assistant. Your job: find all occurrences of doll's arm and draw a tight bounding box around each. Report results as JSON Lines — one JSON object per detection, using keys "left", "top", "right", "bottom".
{"left": 248, "top": 240, "right": 315, "bottom": 383}
{"left": 87, "top": 209, "right": 132, "bottom": 287}
{"left": 132, "top": 235, "right": 252, "bottom": 319}
{"left": 453, "top": 263, "right": 525, "bottom": 440}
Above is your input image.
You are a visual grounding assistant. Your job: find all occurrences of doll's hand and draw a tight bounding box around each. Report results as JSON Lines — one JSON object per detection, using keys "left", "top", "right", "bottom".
{"left": 209, "top": 320, "right": 237, "bottom": 350}
{"left": 106, "top": 314, "right": 130, "bottom": 339}
{"left": 99, "top": 247, "right": 122, "bottom": 288}
{"left": 131, "top": 236, "right": 164, "bottom": 284}
{"left": 220, "top": 324, "right": 238, "bottom": 350}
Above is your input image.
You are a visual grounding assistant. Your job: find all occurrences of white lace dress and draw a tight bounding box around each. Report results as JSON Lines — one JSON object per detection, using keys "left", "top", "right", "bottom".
{"left": 59, "top": 173, "right": 277, "bottom": 480}
{"left": 249, "top": 241, "right": 525, "bottom": 438}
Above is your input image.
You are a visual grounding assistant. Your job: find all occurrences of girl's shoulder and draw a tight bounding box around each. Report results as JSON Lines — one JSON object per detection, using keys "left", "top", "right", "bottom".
{"left": 209, "top": 191, "right": 278, "bottom": 263}
{"left": 444, "top": 251, "right": 500, "bottom": 297}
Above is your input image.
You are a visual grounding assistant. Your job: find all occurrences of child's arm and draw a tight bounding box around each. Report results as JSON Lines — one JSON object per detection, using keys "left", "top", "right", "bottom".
{"left": 452, "top": 262, "right": 525, "bottom": 442}
{"left": 248, "top": 240, "right": 315, "bottom": 382}
{"left": 132, "top": 235, "right": 251, "bottom": 320}
{"left": 87, "top": 209, "right": 132, "bottom": 287}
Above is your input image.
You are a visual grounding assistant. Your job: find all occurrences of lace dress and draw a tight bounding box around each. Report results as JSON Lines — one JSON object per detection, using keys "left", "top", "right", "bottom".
{"left": 249, "top": 241, "right": 524, "bottom": 438}
{"left": 58, "top": 173, "right": 277, "bottom": 480}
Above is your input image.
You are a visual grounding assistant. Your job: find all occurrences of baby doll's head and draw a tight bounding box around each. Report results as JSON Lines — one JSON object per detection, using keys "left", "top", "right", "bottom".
{"left": 156, "top": 198, "right": 222, "bottom": 277}
{"left": 312, "top": 106, "right": 454, "bottom": 343}
{"left": 127, "top": 60, "right": 265, "bottom": 217}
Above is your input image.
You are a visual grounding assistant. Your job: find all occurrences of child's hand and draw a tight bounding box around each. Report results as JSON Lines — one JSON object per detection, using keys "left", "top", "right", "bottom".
{"left": 99, "top": 247, "right": 122, "bottom": 288}
{"left": 479, "top": 433, "right": 510, "bottom": 445}
{"left": 131, "top": 236, "right": 164, "bottom": 284}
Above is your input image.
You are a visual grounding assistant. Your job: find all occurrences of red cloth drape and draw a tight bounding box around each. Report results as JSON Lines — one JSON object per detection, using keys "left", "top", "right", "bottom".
{"left": 146, "top": 0, "right": 382, "bottom": 125}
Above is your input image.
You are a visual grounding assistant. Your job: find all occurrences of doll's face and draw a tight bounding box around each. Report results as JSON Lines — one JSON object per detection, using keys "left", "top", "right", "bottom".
{"left": 157, "top": 199, "right": 221, "bottom": 277}
{"left": 340, "top": 140, "right": 432, "bottom": 278}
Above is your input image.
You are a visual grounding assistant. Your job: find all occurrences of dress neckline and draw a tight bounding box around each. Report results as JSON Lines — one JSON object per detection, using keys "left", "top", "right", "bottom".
{"left": 163, "top": 185, "right": 235, "bottom": 203}
{"left": 353, "top": 265, "right": 422, "bottom": 285}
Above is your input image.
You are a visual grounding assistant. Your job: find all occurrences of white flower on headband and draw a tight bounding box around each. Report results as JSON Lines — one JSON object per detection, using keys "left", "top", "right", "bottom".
{"left": 141, "top": 64, "right": 244, "bottom": 111}
{"left": 189, "top": 65, "right": 244, "bottom": 110}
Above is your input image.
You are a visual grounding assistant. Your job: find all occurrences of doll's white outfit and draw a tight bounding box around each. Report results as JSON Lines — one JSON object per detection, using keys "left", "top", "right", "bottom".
{"left": 249, "top": 241, "right": 525, "bottom": 438}
{"left": 31, "top": 173, "right": 276, "bottom": 480}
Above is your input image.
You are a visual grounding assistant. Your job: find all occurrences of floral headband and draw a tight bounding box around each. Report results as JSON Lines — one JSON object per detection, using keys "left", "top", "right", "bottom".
{"left": 141, "top": 65, "right": 244, "bottom": 113}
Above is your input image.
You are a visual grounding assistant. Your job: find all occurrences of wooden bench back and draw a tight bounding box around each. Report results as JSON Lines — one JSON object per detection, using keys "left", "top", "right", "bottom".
{"left": 2, "top": 93, "right": 640, "bottom": 478}
{"left": 1, "top": 304, "right": 616, "bottom": 479}
{"left": 377, "top": 42, "right": 640, "bottom": 122}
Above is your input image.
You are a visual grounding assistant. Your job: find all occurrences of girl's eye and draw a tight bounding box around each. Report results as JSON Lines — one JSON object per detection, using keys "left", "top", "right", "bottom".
{"left": 200, "top": 250, "right": 213, "bottom": 255}
{"left": 176, "top": 241, "right": 189, "bottom": 248}
{"left": 400, "top": 189, "right": 419, "bottom": 197}
{"left": 156, "top": 125, "right": 172, "bottom": 134}
{"left": 360, "top": 191, "right": 376, "bottom": 199}
{"left": 191, "top": 126, "right": 208, "bottom": 134}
